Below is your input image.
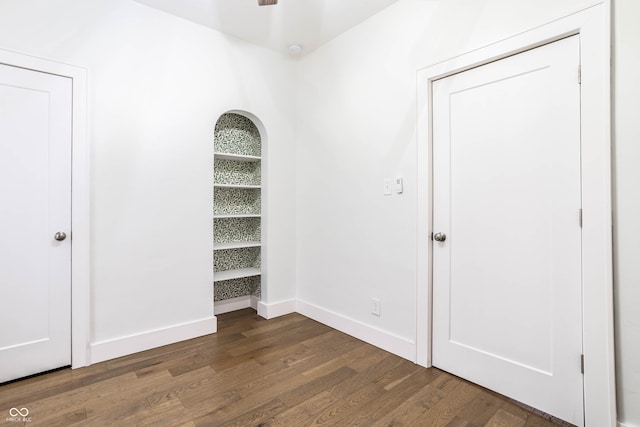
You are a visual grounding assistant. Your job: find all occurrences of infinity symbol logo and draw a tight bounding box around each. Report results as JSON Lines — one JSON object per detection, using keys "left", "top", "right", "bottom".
{"left": 9, "top": 407, "right": 29, "bottom": 417}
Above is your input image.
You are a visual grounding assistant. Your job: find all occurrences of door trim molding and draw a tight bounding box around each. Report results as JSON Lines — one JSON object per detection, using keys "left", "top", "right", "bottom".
{"left": 0, "top": 48, "right": 90, "bottom": 368}
{"left": 416, "top": 3, "right": 615, "bottom": 426}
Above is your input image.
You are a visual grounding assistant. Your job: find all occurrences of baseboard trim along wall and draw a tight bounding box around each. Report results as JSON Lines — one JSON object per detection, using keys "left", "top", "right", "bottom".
{"left": 295, "top": 299, "right": 416, "bottom": 362}
{"left": 257, "top": 299, "right": 296, "bottom": 319}
{"left": 214, "top": 295, "right": 259, "bottom": 315}
{"left": 619, "top": 421, "right": 638, "bottom": 427}
{"left": 89, "top": 299, "right": 415, "bottom": 366}
{"left": 89, "top": 316, "right": 217, "bottom": 364}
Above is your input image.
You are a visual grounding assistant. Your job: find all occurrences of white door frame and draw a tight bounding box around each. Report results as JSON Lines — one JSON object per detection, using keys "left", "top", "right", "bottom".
{"left": 416, "top": 3, "right": 616, "bottom": 426}
{"left": 0, "top": 48, "right": 90, "bottom": 369}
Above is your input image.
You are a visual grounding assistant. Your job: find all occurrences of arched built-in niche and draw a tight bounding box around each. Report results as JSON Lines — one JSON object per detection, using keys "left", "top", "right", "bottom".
{"left": 213, "top": 112, "right": 264, "bottom": 314}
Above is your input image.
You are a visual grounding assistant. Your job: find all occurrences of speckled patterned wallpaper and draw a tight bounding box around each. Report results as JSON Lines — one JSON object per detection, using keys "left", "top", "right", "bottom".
{"left": 214, "top": 247, "right": 261, "bottom": 272}
{"left": 214, "top": 159, "right": 261, "bottom": 186}
{"left": 214, "top": 113, "right": 261, "bottom": 156}
{"left": 214, "top": 217, "right": 261, "bottom": 244}
{"left": 213, "top": 188, "right": 261, "bottom": 216}
{"left": 214, "top": 276, "right": 261, "bottom": 302}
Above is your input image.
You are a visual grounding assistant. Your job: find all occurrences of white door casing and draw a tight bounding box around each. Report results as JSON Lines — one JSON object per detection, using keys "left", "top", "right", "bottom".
{"left": 0, "top": 63, "right": 72, "bottom": 383}
{"left": 431, "top": 35, "right": 583, "bottom": 424}
{"left": 416, "top": 4, "right": 615, "bottom": 426}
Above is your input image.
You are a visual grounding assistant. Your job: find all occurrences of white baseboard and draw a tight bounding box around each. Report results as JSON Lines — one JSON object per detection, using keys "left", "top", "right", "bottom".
{"left": 295, "top": 299, "right": 416, "bottom": 362}
{"left": 257, "top": 298, "right": 296, "bottom": 319}
{"left": 619, "top": 421, "right": 638, "bottom": 427}
{"left": 89, "top": 316, "right": 217, "bottom": 364}
{"left": 214, "top": 295, "right": 259, "bottom": 315}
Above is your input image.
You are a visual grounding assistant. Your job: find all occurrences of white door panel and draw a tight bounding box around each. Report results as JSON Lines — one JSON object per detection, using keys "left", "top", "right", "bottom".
{"left": 432, "top": 36, "right": 583, "bottom": 424}
{"left": 0, "top": 63, "right": 72, "bottom": 382}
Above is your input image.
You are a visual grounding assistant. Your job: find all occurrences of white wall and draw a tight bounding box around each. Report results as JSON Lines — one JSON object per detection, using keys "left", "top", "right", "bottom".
{"left": 295, "top": 0, "right": 602, "bottom": 349}
{"left": 296, "top": 0, "right": 637, "bottom": 424}
{"left": 0, "top": 0, "right": 296, "bottom": 355}
{"left": 613, "top": 0, "right": 640, "bottom": 425}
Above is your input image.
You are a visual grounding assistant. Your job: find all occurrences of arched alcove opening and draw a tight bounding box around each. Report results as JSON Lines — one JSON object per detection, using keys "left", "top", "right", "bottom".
{"left": 213, "top": 112, "right": 265, "bottom": 314}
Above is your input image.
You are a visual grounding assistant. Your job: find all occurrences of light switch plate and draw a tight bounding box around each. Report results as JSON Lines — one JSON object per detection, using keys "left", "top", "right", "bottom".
{"left": 395, "top": 177, "right": 403, "bottom": 194}
{"left": 384, "top": 179, "right": 392, "bottom": 195}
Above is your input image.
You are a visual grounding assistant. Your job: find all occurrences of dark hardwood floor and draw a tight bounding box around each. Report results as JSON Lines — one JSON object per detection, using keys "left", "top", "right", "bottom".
{"left": 0, "top": 309, "right": 567, "bottom": 426}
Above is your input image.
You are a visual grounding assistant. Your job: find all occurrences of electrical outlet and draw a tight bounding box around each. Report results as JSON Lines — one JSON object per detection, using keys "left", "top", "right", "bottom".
{"left": 371, "top": 298, "right": 381, "bottom": 316}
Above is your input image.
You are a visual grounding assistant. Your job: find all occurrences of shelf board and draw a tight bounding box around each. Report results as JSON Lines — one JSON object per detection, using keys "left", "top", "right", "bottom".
{"left": 214, "top": 184, "right": 261, "bottom": 189}
{"left": 214, "top": 214, "right": 261, "bottom": 219}
{"left": 214, "top": 267, "right": 261, "bottom": 282}
{"left": 214, "top": 241, "right": 261, "bottom": 250}
{"left": 214, "top": 152, "right": 261, "bottom": 162}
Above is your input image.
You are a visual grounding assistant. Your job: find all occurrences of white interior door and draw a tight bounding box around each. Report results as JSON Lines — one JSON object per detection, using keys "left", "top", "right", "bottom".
{"left": 432, "top": 36, "right": 583, "bottom": 425}
{"left": 0, "top": 63, "right": 72, "bottom": 383}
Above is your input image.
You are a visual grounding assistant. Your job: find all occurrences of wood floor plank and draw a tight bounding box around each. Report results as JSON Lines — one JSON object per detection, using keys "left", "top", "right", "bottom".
{"left": 194, "top": 366, "right": 357, "bottom": 426}
{"left": 240, "top": 313, "right": 309, "bottom": 338}
{"left": 0, "top": 309, "right": 565, "bottom": 427}
{"left": 305, "top": 382, "right": 387, "bottom": 426}
{"left": 265, "top": 355, "right": 404, "bottom": 427}
{"left": 51, "top": 370, "right": 173, "bottom": 425}
{"left": 375, "top": 358, "right": 423, "bottom": 390}
{"left": 409, "top": 381, "right": 483, "bottom": 427}
{"left": 453, "top": 392, "right": 505, "bottom": 426}
{"left": 179, "top": 357, "right": 309, "bottom": 421}
{"left": 343, "top": 343, "right": 393, "bottom": 372}
{"left": 219, "top": 398, "right": 287, "bottom": 427}
{"left": 523, "top": 412, "right": 573, "bottom": 427}
{"left": 0, "top": 374, "right": 138, "bottom": 426}
{"left": 0, "top": 363, "right": 110, "bottom": 409}
{"left": 485, "top": 409, "right": 526, "bottom": 427}
{"left": 122, "top": 397, "right": 191, "bottom": 427}
{"left": 343, "top": 350, "right": 403, "bottom": 388}
{"left": 40, "top": 407, "right": 88, "bottom": 427}
{"left": 250, "top": 342, "right": 312, "bottom": 367}
{"left": 371, "top": 384, "right": 445, "bottom": 426}
{"left": 145, "top": 366, "right": 217, "bottom": 407}
{"left": 338, "top": 367, "right": 442, "bottom": 426}
{"left": 446, "top": 416, "right": 478, "bottom": 427}
{"left": 177, "top": 358, "right": 268, "bottom": 408}
{"left": 226, "top": 318, "right": 331, "bottom": 358}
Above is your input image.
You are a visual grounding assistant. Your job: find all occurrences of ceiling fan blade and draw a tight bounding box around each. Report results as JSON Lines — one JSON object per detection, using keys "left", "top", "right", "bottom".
{"left": 258, "top": 0, "right": 278, "bottom": 5}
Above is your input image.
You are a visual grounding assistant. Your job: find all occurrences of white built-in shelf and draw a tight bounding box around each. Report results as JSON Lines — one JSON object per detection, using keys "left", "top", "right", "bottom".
{"left": 214, "top": 184, "right": 261, "bottom": 189}
{"left": 214, "top": 214, "right": 261, "bottom": 219}
{"left": 214, "top": 267, "right": 261, "bottom": 282}
{"left": 214, "top": 152, "right": 261, "bottom": 162}
{"left": 214, "top": 241, "right": 261, "bottom": 250}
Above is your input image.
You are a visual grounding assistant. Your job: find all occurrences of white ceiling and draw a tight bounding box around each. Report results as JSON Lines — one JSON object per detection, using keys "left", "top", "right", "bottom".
{"left": 133, "top": 0, "right": 400, "bottom": 56}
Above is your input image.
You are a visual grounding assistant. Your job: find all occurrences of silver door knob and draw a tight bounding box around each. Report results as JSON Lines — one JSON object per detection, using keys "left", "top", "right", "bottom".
{"left": 433, "top": 232, "right": 446, "bottom": 242}
{"left": 54, "top": 232, "right": 67, "bottom": 241}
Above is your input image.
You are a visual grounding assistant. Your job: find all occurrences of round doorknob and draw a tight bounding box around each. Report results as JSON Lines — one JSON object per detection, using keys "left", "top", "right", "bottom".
{"left": 433, "top": 232, "right": 446, "bottom": 242}
{"left": 54, "top": 232, "right": 67, "bottom": 241}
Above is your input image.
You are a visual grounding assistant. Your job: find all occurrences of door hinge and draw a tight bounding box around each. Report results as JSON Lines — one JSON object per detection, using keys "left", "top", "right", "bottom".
{"left": 578, "top": 65, "right": 582, "bottom": 84}
{"left": 581, "top": 354, "right": 585, "bottom": 374}
{"left": 579, "top": 209, "right": 583, "bottom": 228}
